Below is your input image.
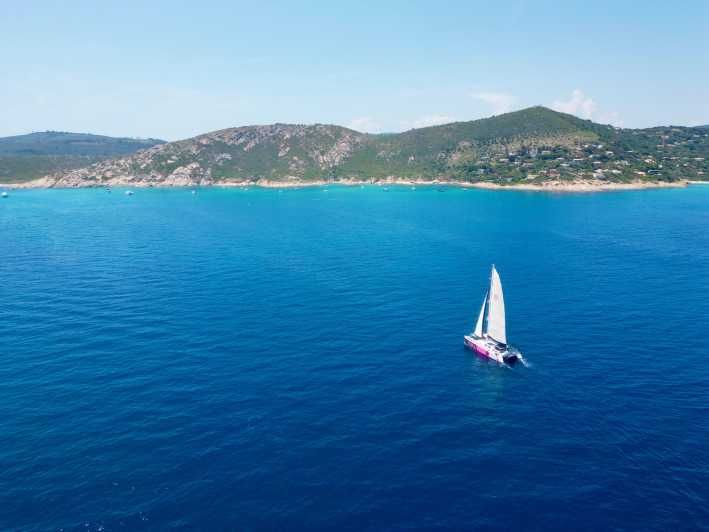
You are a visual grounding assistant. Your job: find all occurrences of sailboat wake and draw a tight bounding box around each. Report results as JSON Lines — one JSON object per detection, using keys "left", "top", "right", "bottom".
{"left": 515, "top": 352, "right": 530, "bottom": 368}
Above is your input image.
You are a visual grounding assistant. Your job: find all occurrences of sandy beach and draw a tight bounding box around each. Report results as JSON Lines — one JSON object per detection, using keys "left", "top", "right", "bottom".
{"left": 2, "top": 177, "right": 697, "bottom": 193}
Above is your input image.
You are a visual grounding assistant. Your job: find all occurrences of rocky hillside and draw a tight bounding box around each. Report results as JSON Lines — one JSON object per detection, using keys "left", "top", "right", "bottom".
{"left": 30, "top": 107, "right": 709, "bottom": 187}
{"left": 0, "top": 132, "right": 164, "bottom": 183}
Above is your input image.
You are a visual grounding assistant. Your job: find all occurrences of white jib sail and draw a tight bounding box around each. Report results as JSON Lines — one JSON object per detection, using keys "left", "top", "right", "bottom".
{"left": 473, "top": 292, "right": 487, "bottom": 337}
{"left": 486, "top": 266, "right": 507, "bottom": 344}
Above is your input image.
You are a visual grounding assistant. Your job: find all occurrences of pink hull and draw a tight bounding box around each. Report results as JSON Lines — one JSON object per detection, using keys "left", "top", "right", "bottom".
{"left": 464, "top": 337, "right": 493, "bottom": 360}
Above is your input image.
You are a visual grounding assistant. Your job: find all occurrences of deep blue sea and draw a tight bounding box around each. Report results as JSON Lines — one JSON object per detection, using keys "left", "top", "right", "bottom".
{"left": 1, "top": 185, "right": 708, "bottom": 531}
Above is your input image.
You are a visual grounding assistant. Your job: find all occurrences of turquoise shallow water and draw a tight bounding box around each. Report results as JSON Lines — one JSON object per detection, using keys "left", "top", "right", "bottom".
{"left": 1, "top": 185, "right": 708, "bottom": 530}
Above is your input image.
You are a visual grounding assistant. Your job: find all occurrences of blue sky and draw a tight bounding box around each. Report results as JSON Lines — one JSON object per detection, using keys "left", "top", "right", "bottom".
{"left": 2, "top": 0, "right": 707, "bottom": 140}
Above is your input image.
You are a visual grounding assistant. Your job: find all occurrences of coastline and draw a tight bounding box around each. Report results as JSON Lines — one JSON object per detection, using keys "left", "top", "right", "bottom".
{"left": 2, "top": 177, "right": 697, "bottom": 193}
{"left": 246, "top": 178, "right": 692, "bottom": 192}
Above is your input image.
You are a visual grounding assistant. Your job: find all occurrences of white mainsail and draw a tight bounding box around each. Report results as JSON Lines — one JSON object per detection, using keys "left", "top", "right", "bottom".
{"left": 486, "top": 266, "right": 507, "bottom": 345}
{"left": 473, "top": 292, "right": 487, "bottom": 337}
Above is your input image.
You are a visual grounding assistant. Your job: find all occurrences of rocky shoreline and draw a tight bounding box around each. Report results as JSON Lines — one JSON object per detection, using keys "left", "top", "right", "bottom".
{"left": 3, "top": 176, "right": 695, "bottom": 193}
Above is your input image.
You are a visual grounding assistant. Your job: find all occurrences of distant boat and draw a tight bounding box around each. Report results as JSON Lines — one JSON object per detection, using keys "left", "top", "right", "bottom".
{"left": 464, "top": 265, "right": 523, "bottom": 366}
{"left": 1, "top": 191, "right": 7, "bottom": 198}
{"left": 125, "top": 190, "right": 133, "bottom": 196}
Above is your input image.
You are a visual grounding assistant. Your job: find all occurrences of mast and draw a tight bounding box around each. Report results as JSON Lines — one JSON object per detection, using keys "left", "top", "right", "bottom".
{"left": 473, "top": 292, "right": 487, "bottom": 337}
{"left": 486, "top": 265, "right": 507, "bottom": 345}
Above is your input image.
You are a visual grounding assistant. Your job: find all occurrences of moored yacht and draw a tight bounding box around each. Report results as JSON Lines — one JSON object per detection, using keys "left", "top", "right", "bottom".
{"left": 464, "top": 265, "right": 523, "bottom": 366}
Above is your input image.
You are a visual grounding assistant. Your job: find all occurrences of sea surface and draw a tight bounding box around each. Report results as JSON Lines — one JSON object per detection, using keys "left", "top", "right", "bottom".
{"left": 1, "top": 185, "right": 708, "bottom": 531}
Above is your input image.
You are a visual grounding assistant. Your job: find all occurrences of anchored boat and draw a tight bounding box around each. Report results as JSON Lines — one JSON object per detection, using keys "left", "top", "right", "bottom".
{"left": 464, "top": 265, "right": 523, "bottom": 366}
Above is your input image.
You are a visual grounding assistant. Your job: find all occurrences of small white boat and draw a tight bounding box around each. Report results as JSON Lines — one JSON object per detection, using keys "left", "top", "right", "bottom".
{"left": 464, "top": 265, "right": 523, "bottom": 366}
{"left": 125, "top": 190, "right": 133, "bottom": 196}
{"left": 1, "top": 191, "right": 8, "bottom": 198}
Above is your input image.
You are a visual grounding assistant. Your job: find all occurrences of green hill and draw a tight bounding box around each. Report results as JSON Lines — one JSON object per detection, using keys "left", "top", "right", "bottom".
{"left": 337, "top": 106, "right": 604, "bottom": 180}
{"left": 12, "top": 107, "right": 709, "bottom": 186}
{"left": 0, "top": 132, "right": 164, "bottom": 182}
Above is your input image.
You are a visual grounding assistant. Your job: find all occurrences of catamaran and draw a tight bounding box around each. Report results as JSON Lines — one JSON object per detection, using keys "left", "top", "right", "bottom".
{"left": 464, "top": 265, "right": 523, "bottom": 366}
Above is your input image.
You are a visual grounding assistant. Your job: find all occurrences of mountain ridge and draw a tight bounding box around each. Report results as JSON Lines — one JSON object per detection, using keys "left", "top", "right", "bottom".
{"left": 5, "top": 107, "right": 708, "bottom": 187}
{"left": 0, "top": 131, "right": 165, "bottom": 182}
{"left": 0, "top": 131, "right": 164, "bottom": 156}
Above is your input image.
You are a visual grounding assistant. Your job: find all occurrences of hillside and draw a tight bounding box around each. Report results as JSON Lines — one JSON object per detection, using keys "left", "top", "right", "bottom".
{"left": 0, "top": 132, "right": 164, "bottom": 182}
{"left": 14, "top": 107, "right": 709, "bottom": 187}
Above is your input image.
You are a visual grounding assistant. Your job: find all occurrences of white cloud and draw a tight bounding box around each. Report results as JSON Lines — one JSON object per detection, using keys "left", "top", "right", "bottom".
{"left": 346, "top": 116, "right": 383, "bottom": 133}
{"left": 551, "top": 89, "right": 624, "bottom": 127}
{"left": 552, "top": 89, "right": 596, "bottom": 119}
{"left": 401, "top": 114, "right": 457, "bottom": 130}
{"left": 596, "top": 111, "right": 624, "bottom": 128}
{"left": 470, "top": 92, "right": 517, "bottom": 115}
